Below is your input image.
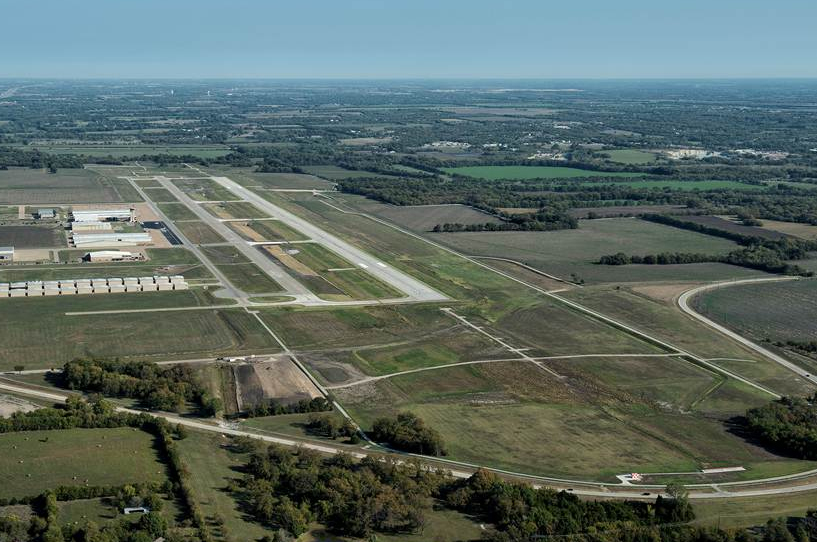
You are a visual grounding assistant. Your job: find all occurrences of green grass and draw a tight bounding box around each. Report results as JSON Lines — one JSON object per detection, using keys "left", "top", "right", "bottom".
{"left": 141, "top": 187, "right": 178, "bottom": 202}
{"left": 207, "top": 167, "right": 336, "bottom": 190}
{"left": 158, "top": 202, "right": 199, "bottom": 221}
{"left": 171, "top": 179, "right": 236, "bottom": 202}
{"left": 201, "top": 245, "right": 251, "bottom": 264}
{"left": 0, "top": 300, "right": 280, "bottom": 370}
{"left": 0, "top": 168, "right": 126, "bottom": 204}
{"left": 175, "top": 221, "right": 227, "bottom": 245}
{"left": 692, "top": 490, "right": 817, "bottom": 529}
{"left": 203, "top": 201, "right": 270, "bottom": 219}
{"left": 600, "top": 149, "right": 659, "bottom": 165}
{"left": 580, "top": 179, "right": 764, "bottom": 191}
{"left": 0, "top": 428, "right": 168, "bottom": 499}
{"left": 443, "top": 165, "right": 647, "bottom": 180}
{"left": 215, "top": 263, "right": 283, "bottom": 294}
{"left": 227, "top": 219, "right": 307, "bottom": 242}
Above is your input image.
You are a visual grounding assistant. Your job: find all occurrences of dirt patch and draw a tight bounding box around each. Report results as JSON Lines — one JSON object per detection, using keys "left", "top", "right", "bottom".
{"left": 299, "top": 352, "right": 369, "bottom": 386}
{"left": 234, "top": 356, "right": 321, "bottom": 409}
{"left": 0, "top": 394, "right": 39, "bottom": 417}
{"left": 630, "top": 283, "right": 702, "bottom": 304}
{"left": 132, "top": 202, "right": 160, "bottom": 222}
{"left": 231, "top": 222, "right": 266, "bottom": 242}
{"left": 262, "top": 245, "right": 317, "bottom": 276}
{"left": 11, "top": 248, "right": 54, "bottom": 262}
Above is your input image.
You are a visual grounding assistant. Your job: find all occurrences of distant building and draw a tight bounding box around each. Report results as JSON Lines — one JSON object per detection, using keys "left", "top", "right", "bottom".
{"left": 0, "top": 247, "right": 13, "bottom": 263}
{"left": 123, "top": 507, "right": 150, "bottom": 515}
{"left": 37, "top": 208, "right": 56, "bottom": 219}
{"left": 83, "top": 250, "right": 139, "bottom": 262}
{"left": 71, "top": 208, "right": 135, "bottom": 223}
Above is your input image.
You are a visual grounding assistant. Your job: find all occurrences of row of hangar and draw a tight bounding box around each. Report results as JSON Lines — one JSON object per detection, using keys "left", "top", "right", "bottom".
{"left": 0, "top": 275, "right": 188, "bottom": 298}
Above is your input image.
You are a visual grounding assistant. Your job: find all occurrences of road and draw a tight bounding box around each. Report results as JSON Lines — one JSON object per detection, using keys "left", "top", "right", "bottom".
{"left": 678, "top": 277, "right": 817, "bottom": 385}
{"left": 4, "top": 378, "right": 817, "bottom": 500}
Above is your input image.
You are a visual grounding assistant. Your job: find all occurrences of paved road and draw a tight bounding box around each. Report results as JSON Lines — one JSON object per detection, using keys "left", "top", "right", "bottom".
{"left": 4, "top": 378, "right": 817, "bottom": 500}
{"left": 678, "top": 277, "right": 817, "bottom": 386}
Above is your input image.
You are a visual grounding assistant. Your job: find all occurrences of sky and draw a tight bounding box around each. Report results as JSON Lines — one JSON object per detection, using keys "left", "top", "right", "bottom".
{"left": 1, "top": 0, "right": 816, "bottom": 79}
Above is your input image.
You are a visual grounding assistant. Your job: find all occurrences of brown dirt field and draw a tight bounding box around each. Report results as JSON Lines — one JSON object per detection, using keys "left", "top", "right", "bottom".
{"left": 262, "top": 245, "right": 317, "bottom": 276}
{"left": 753, "top": 219, "right": 817, "bottom": 240}
{"left": 231, "top": 222, "right": 265, "bottom": 242}
{"left": 629, "top": 282, "right": 704, "bottom": 304}
{"left": 12, "top": 248, "right": 54, "bottom": 262}
{"left": 146, "top": 228, "right": 170, "bottom": 248}
{"left": 235, "top": 357, "right": 321, "bottom": 408}
{"left": 0, "top": 394, "right": 39, "bottom": 417}
{"left": 132, "top": 202, "right": 160, "bottom": 222}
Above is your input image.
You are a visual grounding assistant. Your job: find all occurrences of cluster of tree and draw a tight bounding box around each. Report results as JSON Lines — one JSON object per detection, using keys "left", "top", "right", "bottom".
{"left": 433, "top": 210, "right": 578, "bottom": 233}
{"left": 237, "top": 397, "right": 332, "bottom": 419}
{"left": 370, "top": 412, "right": 447, "bottom": 456}
{"left": 775, "top": 340, "right": 817, "bottom": 360}
{"left": 0, "top": 147, "right": 84, "bottom": 169}
{"left": 0, "top": 481, "right": 169, "bottom": 508}
{"left": 234, "top": 444, "right": 448, "bottom": 538}
{"left": 598, "top": 245, "right": 813, "bottom": 276}
{"left": 304, "top": 413, "right": 359, "bottom": 442}
{"left": 61, "top": 358, "right": 221, "bottom": 415}
{"left": 745, "top": 394, "right": 817, "bottom": 460}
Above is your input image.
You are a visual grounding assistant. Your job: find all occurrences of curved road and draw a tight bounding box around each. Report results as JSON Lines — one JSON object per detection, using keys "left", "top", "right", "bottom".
{"left": 678, "top": 277, "right": 817, "bottom": 386}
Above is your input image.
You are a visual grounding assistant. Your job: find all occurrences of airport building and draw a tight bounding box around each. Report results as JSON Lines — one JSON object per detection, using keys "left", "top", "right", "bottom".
{"left": 72, "top": 232, "right": 151, "bottom": 248}
{"left": 37, "top": 208, "right": 56, "bottom": 219}
{"left": 83, "top": 250, "right": 140, "bottom": 262}
{"left": 0, "top": 275, "right": 188, "bottom": 298}
{"left": 71, "top": 220, "right": 114, "bottom": 232}
{"left": 71, "top": 208, "right": 135, "bottom": 223}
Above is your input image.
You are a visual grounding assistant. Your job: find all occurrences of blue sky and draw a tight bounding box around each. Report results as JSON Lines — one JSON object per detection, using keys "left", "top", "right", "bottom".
{"left": 1, "top": 0, "right": 816, "bottom": 78}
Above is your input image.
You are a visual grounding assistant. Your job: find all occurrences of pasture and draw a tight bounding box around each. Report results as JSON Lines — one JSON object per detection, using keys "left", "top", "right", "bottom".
{"left": 0, "top": 428, "right": 167, "bottom": 499}
{"left": 443, "top": 165, "right": 646, "bottom": 180}
{"left": 433, "top": 217, "right": 753, "bottom": 284}
{"left": 0, "top": 168, "right": 126, "bottom": 204}
{"left": 351, "top": 200, "right": 502, "bottom": 231}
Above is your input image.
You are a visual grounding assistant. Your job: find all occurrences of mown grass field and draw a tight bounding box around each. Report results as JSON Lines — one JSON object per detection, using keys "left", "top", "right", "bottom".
{"left": 692, "top": 489, "right": 817, "bottom": 529}
{"left": 175, "top": 220, "right": 227, "bottom": 245}
{"left": 215, "top": 262, "right": 283, "bottom": 294}
{"left": 0, "top": 224, "right": 65, "bottom": 248}
{"left": 0, "top": 168, "right": 126, "bottom": 204}
{"left": 0, "top": 299, "right": 279, "bottom": 369}
{"left": 0, "top": 428, "right": 167, "bottom": 499}
{"left": 158, "top": 202, "right": 199, "bottom": 221}
{"left": 226, "top": 219, "right": 307, "bottom": 242}
{"left": 349, "top": 199, "right": 502, "bottom": 231}
{"left": 208, "top": 167, "right": 336, "bottom": 190}
{"left": 202, "top": 201, "right": 270, "bottom": 219}
{"left": 599, "top": 149, "right": 659, "bottom": 164}
{"left": 443, "top": 165, "right": 647, "bottom": 180}
{"left": 141, "top": 187, "right": 178, "bottom": 203}
{"left": 172, "top": 178, "right": 235, "bottom": 201}
{"left": 433, "top": 217, "right": 758, "bottom": 284}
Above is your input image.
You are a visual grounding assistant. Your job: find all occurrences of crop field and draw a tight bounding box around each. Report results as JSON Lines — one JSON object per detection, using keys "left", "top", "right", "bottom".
{"left": 0, "top": 168, "right": 126, "bottom": 204}
{"left": 202, "top": 201, "right": 270, "bottom": 219}
{"left": 756, "top": 219, "right": 817, "bottom": 240}
{"left": 226, "top": 219, "right": 307, "bottom": 242}
{"left": 27, "top": 144, "right": 232, "bottom": 158}
{"left": 140, "top": 187, "right": 178, "bottom": 202}
{"left": 171, "top": 178, "right": 235, "bottom": 201}
{"left": 350, "top": 199, "right": 502, "bottom": 231}
{"left": 263, "top": 242, "right": 401, "bottom": 300}
{"left": 674, "top": 215, "right": 789, "bottom": 240}
{"left": 0, "top": 428, "right": 167, "bottom": 499}
{"left": 443, "top": 165, "right": 647, "bottom": 180}
{"left": 0, "top": 298, "right": 280, "bottom": 369}
{"left": 567, "top": 205, "right": 688, "bottom": 218}
{"left": 174, "top": 220, "right": 226, "bottom": 244}
{"left": 693, "top": 279, "right": 817, "bottom": 348}
{"left": 580, "top": 179, "right": 763, "bottom": 191}
{"left": 215, "top": 262, "right": 283, "bottom": 293}
{"left": 599, "top": 149, "right": 660, "bottom": 164}
{"left": 157, "top": 202, "right": 199, "bottom": 221}
{"left": 433, "top": 218, "right": 752, "bottom": 284}
{"left": 0, "top": 224, "right": 65, "bottom": 247}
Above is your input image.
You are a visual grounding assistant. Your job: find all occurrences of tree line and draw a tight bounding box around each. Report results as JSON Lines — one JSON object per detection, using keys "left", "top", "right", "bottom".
{"left": 745, "top": 394, "right": 817, "bottom": 460}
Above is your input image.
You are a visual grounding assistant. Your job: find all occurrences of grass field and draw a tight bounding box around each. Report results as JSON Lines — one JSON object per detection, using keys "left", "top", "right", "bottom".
{"left": 171, "top": 178, "right": 236, "bottom": 201}
{"left": 201, "top": 245, "right": 250, "bottom": 264}
{"left": 0, "top": 299, "right": 280, "bottom": 369}
{"left": 0, "top": 224, "right": 65, "bottom": 248}
{"left": 0, "top": 428, "right": 167, "bottom": 499}
{"left": 157, "top": 202, "right": 199, "bottom": 221}
{"left": 692, "top": 490, "right": 817, "bottom": 529}
{"left": 302, "top": 165, "right": 384, "bottom": 180}
{"left": 226, "top": 219, "right": 307, "bottom": 242}
{"left": 175, "top": 220, "right": 227, "bottom": 245}
{"left": 348, "top": 199, "right": 501, "bottom": 231}
{"left": 599, "top": 149, "right": 659, "bottom": 164}
{"left": 754, "top": 219, "right": 817, "bottom": 240}
{"left": 433, "top": 218, "right": 752, "bottom": 284}
{"left": 202, "top": 201, "right": 270, "bottom": 219}
{"left": 141, "top": 187, "right": 178, "bottom": 203}
{"left": 215, "top": 262, "right": 283, "bottom": 294}
{"left": 207, "top": 167, "right": 336, "bottom": 190}
{"left": 0, "top": 168, "right": 127, "bottom": 204}
{"left": 443, "top": 165, "right": 647, "bottom": 180}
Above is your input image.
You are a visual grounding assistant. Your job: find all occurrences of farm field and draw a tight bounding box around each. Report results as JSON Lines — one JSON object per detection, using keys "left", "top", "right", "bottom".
{"left": 226, "top": 218, "right": 307, "bottom": 242}
{"left": 0, "top": 428, "right": 167, "bottom": 499}
{"left": 567, "top": 204, "right": 688, "bottom": 218}
{"left": 443, "top": 165, "right": 647, "bottom": 180}
{"left": 599, "top": 149, "right": 660, "bottom": 164}
{"left": 0, "top": 224, "right": 65, "bottom": 247}
{"left": 692, "top": 279, "right": 817, "bottom": 350}
{"left": 174, "top": 220, "right": 227, "bottom": 244}
{"left": 0, "top": 299, "right": 280, "bottom": 369}
{"left": 202, "top": 201, "right": 270, "bottom": 219}
{"left": 0, "top": 168, "right": 127, "bottom": 204}
{"left": 215, "top": 262, "right": 283, "bottom": 294}
{"left": 753, "top": 218, "right": 817, "bottom": 240}
{"left": 674, "top": 215, "right": 789, "bottom": 240}
{"left": 432, "top": 217, "right": 755, "bottom": 284}
{"left": 349, "top": 199, "right": 501, "bottom": 231}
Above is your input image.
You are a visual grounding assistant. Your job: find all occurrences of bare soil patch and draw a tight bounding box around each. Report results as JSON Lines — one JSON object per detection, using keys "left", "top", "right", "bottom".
{"left": 234, "top": 357, "right": 321, "bottom": 409}
{"left": 262, "top": 245, "right": 317, "bottom": 276}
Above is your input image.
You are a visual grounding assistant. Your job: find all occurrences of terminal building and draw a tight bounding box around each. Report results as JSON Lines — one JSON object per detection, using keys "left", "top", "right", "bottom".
{"left": 71, "top": 208, "right": 135, "bottom": 223}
